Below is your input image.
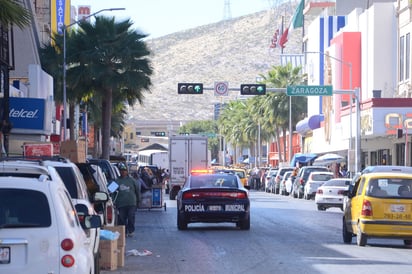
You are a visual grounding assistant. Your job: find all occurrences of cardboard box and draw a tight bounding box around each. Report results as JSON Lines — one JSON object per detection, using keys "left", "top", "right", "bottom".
{"left": 117, "top": 245, "right": 125, "bottom": 267}
{"left": 60, "top": 140, "right": 86, "bottom": 163}
{"left": 99, "top": 239, "right": 118, "bottom": 270}
{"left": 104, "top": 225, "right": 126, "bottom": 247}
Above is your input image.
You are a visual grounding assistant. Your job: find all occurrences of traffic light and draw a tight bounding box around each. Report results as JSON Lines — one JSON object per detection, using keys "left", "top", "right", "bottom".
{"left": 397, "top": 128, "right": 403, "bottom": 139}
{"left": 240, "top": 84, "right": 266, "bottom": 95}
{"left": 154, "top": 132, "right": 166, "bottom": 137}
{"left": 178, "top": 83, "right": 203, "bottom": 94}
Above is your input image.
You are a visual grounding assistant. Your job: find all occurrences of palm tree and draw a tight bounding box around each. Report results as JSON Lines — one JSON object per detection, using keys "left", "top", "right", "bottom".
{"left": 260, "top": 64, "right": 307, "bottom": 163}
{"left": 64, "top": 16, "right": 153, "bottom": 159}
{"left": 0, "top": 0, "right": 31, "bottom": 28}
{"left": 217, "top": 64, "right": 307, "bottom": 167}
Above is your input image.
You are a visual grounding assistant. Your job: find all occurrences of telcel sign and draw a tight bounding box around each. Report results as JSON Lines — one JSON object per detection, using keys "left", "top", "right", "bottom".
{"left": 287, "top": 85, "right": 333, "bottom": 96}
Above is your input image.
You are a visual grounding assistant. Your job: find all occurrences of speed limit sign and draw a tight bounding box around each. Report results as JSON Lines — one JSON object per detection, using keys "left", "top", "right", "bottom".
{"left": 214, "top": 81, "right": 229, "bottom": 96}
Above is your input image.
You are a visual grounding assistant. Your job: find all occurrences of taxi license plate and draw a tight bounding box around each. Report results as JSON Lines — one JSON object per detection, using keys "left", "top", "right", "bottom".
{"left": 208, "top": 205, "right": 222, "bottom": 211}
{"left": 383, "top": 213, "right": 412, "bottom": 220}
{"left": 0, "top": 247, "right": 10, "bottom": 264}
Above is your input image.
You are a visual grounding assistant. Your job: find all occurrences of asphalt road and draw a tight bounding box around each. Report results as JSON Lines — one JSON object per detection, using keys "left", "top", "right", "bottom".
{"left": 101, "top": 190, "right": 412, "bottom": 274}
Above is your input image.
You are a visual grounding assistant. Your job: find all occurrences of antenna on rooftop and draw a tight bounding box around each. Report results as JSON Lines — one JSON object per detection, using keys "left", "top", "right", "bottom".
{"left": 223, "top": 0, "right": 232, "bottom": 20}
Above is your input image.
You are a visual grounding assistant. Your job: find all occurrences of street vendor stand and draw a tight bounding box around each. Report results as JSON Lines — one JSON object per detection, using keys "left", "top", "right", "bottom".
{"left": 138, "top": 183, "right": 166, "bottom": 211}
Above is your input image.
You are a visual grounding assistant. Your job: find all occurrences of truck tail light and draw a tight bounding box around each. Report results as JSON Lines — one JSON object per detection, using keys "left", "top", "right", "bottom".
{"left": 107, "top": 205, "right": 114, "bottom": 224}
{"left": 61, "top": 255, "right": 75, "bottom": 267}
{"left": 61, "top": 239, "right": 74, "bottom": 251}
{"left": 61, "top": 239, "right": 75, "bottom": 267}
{"left": 361, "top": 199, "right": 373, "bottom": 216}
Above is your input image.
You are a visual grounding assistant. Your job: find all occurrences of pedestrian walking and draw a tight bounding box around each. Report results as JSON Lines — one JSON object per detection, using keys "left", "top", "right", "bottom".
{"left": 115, "top": 162, "right": 140, "bottom": 237}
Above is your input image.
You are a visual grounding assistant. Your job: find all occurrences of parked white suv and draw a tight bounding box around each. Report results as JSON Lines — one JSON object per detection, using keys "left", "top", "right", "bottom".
{"left": 42, "top": 159, "right": 108, "bottom": 271}
{"left": 0, "top": 164, "right": 101, "bottom": 273}
{"left": 0, "top": 158, "right": 108, "bottom": 273}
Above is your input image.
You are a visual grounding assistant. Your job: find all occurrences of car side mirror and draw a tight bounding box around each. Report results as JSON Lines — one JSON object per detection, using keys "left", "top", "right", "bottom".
{"left": 82, "top": 215, "right": 102, "bottom": 229}
{"left": 92, "top": 191, "right": 109, "bottom": 203}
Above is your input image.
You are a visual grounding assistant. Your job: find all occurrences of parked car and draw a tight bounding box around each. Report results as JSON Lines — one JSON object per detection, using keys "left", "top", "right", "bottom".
{"left": 42, "top": 159, "right": 108, "bottom": 270}
{"left": 284, "top": 172, "right": 296, "bottom": 195}
{"left": 303, "top": 171, "right": 334, "bottom": 200}
{"left": 76, "top": 162, "right": 116, "bottom": 226}
{"left": 315, "top": 178, "right": 351, "bottom": 211}
{"left": 265, "top": 169, "right": 278, "bottom": 193}
{"left": 88, "top": 158, "right": 119, "bottom": 185}
{"left": 0, "top": 161, "right": 102, "bottom": 273}
{"left": 342, "top": 172, "right": 412, "bottom": 246}
{"left": 291, "top": 166, "right": 330, "bottom": 199}
{"left": 273, "top": 167, "right": 295, "bottom": 194}
{"left": 176, "top": 172, "right": 250, "bottom": 230}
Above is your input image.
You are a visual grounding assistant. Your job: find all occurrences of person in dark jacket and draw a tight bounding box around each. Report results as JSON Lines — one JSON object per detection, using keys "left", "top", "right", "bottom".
{"left": 115, "top": 163, "right": 140, "bottom": 237}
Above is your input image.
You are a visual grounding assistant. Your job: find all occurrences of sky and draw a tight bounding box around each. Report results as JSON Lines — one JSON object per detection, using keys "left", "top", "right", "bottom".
{"left": 70, "top": 0, "right": 279, "bottom": 38}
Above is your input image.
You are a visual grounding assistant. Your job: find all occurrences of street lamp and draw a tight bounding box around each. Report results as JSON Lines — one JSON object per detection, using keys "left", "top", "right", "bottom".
{"left": 304, "top": 51, "right": 359, "bottom": 173}
{"left": 62, "top": 8, "right": 125, "bottom": 140}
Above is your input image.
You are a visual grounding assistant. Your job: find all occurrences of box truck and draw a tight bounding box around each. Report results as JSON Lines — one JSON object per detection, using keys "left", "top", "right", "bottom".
{"left": 168, "top": 135, "right": 209, "bottom": 200}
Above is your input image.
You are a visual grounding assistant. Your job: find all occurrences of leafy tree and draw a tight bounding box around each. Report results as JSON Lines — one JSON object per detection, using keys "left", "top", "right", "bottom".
{"left": 178, "top": 120, "right": 220, "bottom": 162}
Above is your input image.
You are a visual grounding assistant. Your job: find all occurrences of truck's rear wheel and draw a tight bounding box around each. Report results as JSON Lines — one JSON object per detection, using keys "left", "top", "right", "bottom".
{"left": 169, "top": 189, "right": 177, "bottom": 200}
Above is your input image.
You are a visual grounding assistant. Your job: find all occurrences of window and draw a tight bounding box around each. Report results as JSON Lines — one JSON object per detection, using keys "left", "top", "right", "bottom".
{"left": 400, "top": 35, "right": 405, "bottom": 81}
{"left": 0, "top": 189, "right": 51, "bottom": 227}
{"left": 406, "top": 33, "right": 410, "bottom": 80}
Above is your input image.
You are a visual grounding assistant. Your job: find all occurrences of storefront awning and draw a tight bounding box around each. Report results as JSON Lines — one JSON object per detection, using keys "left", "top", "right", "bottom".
{"left": 296, "top": 115, "right": 324, "bottom": 135}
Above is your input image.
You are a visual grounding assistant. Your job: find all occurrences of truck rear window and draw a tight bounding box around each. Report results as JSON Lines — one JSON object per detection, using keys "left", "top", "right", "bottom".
{"left": 0, "top": 189, "right": 51, "bottom": 228}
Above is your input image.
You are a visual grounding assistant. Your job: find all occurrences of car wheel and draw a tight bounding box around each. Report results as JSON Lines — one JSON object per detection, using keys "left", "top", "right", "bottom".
{"left": 404, "top": 240, "right": 412, "bottom": 245}
{"left": 94, "top": 251, "right": 100, "bottom": 274}
{"left": 238, "top": 215, "right": 250, "bottom": 230}
{"left": 298, "top": 191, "right": 303, "bottom": 199}
{"left": 317, "top": 205, "right": 326, "bottom": 211}
{"left": 356, "top": 223, "right": 367, "bottom": 246}
{"left": 292, "top": 190, "right": 297, "bottom": 198}
{"left": 342, "top": 217, "right": 353, "bottom": 244}
{"left": 177, "top": 211, "right": 187, "bottom": 230}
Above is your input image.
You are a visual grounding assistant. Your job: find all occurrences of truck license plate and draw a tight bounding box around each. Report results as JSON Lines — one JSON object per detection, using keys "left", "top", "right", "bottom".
{"left": 0, "top": 247, "right": 10, "bottom": 264}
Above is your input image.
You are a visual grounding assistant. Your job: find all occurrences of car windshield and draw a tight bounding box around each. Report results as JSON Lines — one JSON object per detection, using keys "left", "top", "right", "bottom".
{"left": 0, "top": 189, "right": 51, "bottom": 228}
{"left": 191, "top": 175, "right": 238, "bottom": 188}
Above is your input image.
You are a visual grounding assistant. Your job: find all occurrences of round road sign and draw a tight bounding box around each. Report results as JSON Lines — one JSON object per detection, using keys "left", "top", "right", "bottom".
{"left": 214, "top": 81, "right": 229, "bottom": 96}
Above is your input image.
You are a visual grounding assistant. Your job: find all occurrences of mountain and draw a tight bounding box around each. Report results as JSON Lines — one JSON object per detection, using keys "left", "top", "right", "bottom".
{"left": 126, "top": 7, "right": 302, "bottom": 123}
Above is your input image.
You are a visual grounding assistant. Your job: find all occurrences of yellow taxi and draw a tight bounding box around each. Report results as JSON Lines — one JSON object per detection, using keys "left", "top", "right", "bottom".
{"left": 343, "top": 172, "right": 412, "bottom": 246}
{"left": 228, "top": 168, "right": 248, "bottom": 187}
{"left": 210, "top": 167, "right": 248, "bottom": 187}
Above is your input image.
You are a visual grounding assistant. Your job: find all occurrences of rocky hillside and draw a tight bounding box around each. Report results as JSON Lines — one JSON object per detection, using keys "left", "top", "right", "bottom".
{"left": 127, "top": 6, "right": 302, "bottom": 123}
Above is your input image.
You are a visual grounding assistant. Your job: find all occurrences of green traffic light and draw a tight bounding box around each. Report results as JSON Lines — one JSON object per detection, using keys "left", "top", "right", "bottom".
{"left": 194, "top": 85, "right": 201, "bottom": 93}
{"left": 257, "top": 86, "right": 264, "bottom": 93}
